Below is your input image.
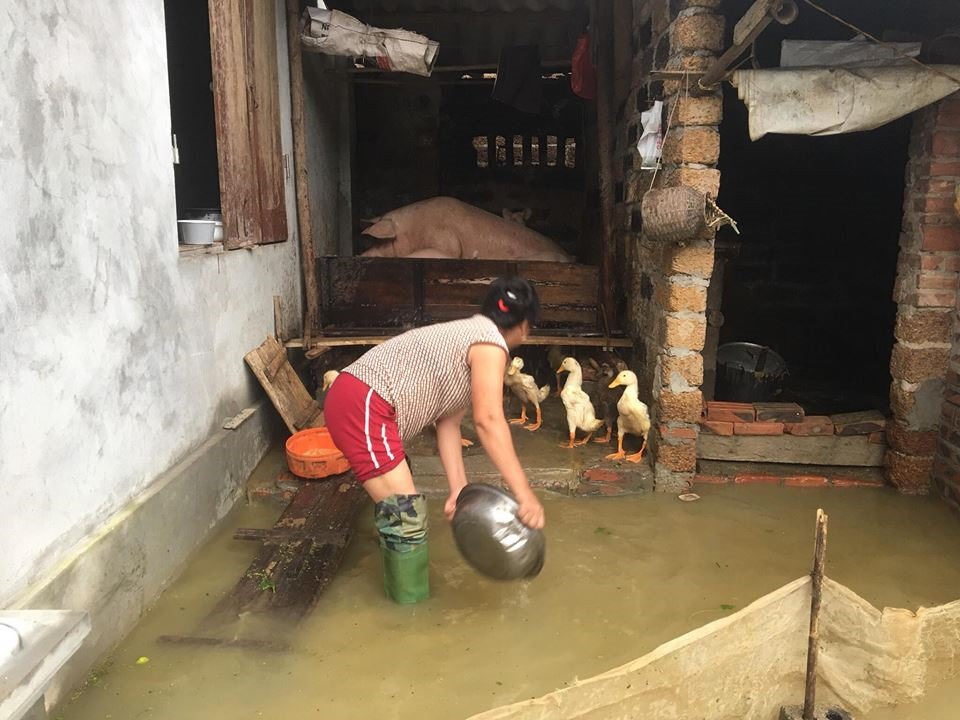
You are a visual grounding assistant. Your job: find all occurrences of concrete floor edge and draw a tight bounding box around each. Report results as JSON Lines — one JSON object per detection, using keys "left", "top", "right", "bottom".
{"left": 9, "top": 399, "right": 284, "bottom": 717}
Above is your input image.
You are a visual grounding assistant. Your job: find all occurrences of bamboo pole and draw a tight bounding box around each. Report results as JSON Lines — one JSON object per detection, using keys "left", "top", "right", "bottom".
{"left": 285, "top": 0, "right": 320, "bottom": 336}
{"left": 803, "top": 509, "right": 829, "bottom": 719}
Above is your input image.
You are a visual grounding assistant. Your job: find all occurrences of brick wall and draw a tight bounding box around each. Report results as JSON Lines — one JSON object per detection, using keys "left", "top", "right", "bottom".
{"left": 616, "top": 0, "right": 723, "bottom": 492}
{"left": 892, "top": 94, "right": 960, "bottom": 494}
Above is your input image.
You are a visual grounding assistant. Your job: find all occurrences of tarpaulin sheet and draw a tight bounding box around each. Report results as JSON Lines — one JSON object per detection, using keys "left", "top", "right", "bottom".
{"left": 731, "top": 65, "right": 960, "bottom": 141}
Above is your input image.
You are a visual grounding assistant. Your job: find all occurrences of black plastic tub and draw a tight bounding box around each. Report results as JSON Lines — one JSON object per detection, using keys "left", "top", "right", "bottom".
{"left": 715, "top": 342, "right": 787, "bottom": 403}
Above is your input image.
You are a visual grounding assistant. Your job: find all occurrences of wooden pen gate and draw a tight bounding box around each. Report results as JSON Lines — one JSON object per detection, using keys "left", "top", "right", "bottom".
{"left": 316, "top": 257, "right": 603, "bottom": 334}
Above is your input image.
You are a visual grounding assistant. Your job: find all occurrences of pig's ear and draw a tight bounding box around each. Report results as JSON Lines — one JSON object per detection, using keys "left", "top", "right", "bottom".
{"left": 501, "top": 209, "right": 511, "bottom": 220}
{"left": 522, "top": 208, "right": 532, "bottom": 220}
{"left": 361, "top": 218, "right": 398, "bottom": 240}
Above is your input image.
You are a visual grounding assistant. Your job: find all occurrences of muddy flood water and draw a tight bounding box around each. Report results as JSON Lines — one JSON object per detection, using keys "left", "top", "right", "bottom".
{"left": 61, "top": 481, "right": 960, "bottom": 720}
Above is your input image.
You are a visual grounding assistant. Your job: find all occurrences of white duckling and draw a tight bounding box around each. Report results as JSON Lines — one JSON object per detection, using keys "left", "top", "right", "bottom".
{"left": 503, "top": 357, "right": 550, "bottom": 432}
{"left": 321, "top": 370, "right": 340, "bottom": 393}
{"left": 556, "top": 357, "right": 605, "bottom": 448}
{"left": 606, "top": 370, "right": 651, "bottom": 463}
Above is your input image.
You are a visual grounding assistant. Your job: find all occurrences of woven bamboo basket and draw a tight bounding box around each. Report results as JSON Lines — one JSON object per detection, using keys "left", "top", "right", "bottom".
{"left": 641, "top": 186, "right": 707, "bottom": 242}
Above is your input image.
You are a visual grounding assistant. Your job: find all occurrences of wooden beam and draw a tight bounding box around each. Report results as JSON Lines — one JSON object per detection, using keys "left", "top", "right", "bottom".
{"left": 329, "top": 60, "right": 572, "bottom": 75}
{"left": 697, "top": 434, "right": 885, "bottom": 467}
{"left": 286, "top": 335, "right": 633, "bottom": 349}
{"left": 593, "top": 0, "right": 619, "bottom": 334}
{"left": 286, "top": 0, "right": 321, "bottom": 335}
{"left": 351, "top": 10, "right": 583, "bottom": 25}
{"left": 700, "top": 0, "right": 798, "bottom": 87}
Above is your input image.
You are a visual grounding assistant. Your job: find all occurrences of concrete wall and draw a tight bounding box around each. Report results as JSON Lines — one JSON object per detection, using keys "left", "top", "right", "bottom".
{"left": 0, "top": 0, "right": 302, "bottom": 607}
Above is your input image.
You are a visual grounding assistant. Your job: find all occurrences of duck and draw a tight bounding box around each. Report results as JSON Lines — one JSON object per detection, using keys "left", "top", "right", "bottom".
{"left": 586, "top": 360, "right": 622, "bottom": 445}
{"left": 503, "top": 357, "right": 550, "bottom": 431}
{"left": 321, "top": 369, "right": 340, "bottom": 393}
{"left": 556, "top": 357, "right": 605, "bottom": 448}
{"left": 606, "top": 370, "right": 651, "bottom": 463}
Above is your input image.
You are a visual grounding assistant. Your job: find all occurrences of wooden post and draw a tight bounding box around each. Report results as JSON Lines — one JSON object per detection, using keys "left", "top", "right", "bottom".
{"left": 273, "top": 295, "right": 284, "bottom": 341}
{"left": 803, "top": 509, "right": 829, "bottom": 720}
{"left": 593, "top": 0, "right": 618, "bottom": 333}
{"left": 285, "top": 0, "right": 321, "bottom": 336}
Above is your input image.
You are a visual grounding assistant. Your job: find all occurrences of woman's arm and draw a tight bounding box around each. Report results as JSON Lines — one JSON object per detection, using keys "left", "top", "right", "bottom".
{"left": 467, "top": 344, "right": 545, "bottom": 529}
{"left": 435, "top": 410, "right": 468, "bottom": 521}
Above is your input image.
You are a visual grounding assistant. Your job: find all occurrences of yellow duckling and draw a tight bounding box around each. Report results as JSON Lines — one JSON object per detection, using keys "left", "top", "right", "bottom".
{"left": 606, "top": 370, "right": 651, "bottom": 463}
{"left": 556, "top": 357, "right": 605, "bottom": 448}
{"left": 503, "top": 357, "right": 550, "bottom": 431}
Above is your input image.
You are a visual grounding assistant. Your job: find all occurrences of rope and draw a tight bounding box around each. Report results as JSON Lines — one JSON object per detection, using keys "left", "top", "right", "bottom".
{"left": 648, "top": 72, "right": 687, "bottom": 190}
{"left": 800, "top": 0, "right": 960, "bottom": 89}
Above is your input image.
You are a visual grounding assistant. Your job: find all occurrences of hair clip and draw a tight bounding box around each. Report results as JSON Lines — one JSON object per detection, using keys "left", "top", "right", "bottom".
{"left": 498, "top": 298, "right": 510, "bottom": 313}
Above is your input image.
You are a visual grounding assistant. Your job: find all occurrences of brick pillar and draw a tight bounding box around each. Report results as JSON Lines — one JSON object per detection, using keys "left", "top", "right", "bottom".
{"left": 890, "top": 94, "right": 960, "bottom": 494}
{"left": 618, "top": 1, "right": 723, "bottom": 492}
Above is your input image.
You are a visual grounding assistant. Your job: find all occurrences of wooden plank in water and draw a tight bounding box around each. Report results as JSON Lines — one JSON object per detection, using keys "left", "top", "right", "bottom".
{"left": 157, "top": 635, "right": 290, "bottom": 652}
{"left": 208, "top": 476, "right": 366, "bottom": 622}
{"left": 697, "top": 434, "right": 885, "bottom": 467}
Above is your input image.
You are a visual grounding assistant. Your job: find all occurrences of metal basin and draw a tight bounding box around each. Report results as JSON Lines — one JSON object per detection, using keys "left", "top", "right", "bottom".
{"left": 451, "top": 483, "right": 545, "bottom": 581}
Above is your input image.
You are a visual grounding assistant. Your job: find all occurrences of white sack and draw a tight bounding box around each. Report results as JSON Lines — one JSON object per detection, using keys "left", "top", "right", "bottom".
{"left": 732, "top": 66, "right": 960, "bottom": 141}
{"left": 301, "top": 8, "right": 439, "bottom": 78}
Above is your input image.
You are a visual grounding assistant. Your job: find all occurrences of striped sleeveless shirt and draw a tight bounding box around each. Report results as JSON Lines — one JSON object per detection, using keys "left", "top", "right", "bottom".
{"left": 342, "top": 315, "right": 509, "bottom": 441}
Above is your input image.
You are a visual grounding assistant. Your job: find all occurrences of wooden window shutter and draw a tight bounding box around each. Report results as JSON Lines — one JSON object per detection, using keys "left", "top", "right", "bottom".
{"left": 209, "top": 0, "right": 288, "bottom": 249}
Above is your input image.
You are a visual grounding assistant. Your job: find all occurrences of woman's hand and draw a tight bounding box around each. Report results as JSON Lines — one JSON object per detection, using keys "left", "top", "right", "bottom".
{"left": 516, "top": 489, "right": 545, "bottom": 530}
{"left": 444, "top": 485, "right": 465, "bottom": 521}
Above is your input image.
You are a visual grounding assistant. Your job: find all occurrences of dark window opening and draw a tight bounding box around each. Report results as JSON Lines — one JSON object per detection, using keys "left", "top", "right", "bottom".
{"left": 162, "top": 0, "right": 220, "bottom": 220}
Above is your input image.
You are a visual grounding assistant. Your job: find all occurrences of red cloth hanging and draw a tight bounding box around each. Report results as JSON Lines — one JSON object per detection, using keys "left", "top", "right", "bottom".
{"left": 571, "top": 33, "right": 597, "bottom": 100}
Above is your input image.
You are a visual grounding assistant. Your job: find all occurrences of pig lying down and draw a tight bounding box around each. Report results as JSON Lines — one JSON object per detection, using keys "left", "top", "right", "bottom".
{"left": 360, "top": 197, "right": 573, "bottom": 262}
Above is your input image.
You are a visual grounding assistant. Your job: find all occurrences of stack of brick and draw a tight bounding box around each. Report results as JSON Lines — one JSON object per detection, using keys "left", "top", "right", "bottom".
{"left": 700, "top": 403, "right": 887, "bottom": 442}
{"left": 617, "top": 0, "right": 724, "bottom": 493}
{"left": 891, "top": 94, "right": 960, "bottom": 495}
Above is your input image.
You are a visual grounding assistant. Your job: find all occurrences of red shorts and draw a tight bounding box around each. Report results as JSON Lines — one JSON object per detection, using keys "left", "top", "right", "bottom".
{"left": 324, "top": 372, "right": 406, "bottom": 482}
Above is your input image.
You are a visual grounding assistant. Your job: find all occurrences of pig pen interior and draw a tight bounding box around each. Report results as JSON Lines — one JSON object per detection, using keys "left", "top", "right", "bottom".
{"left": 296, "top": 0, "right": 620, "bottom": 342}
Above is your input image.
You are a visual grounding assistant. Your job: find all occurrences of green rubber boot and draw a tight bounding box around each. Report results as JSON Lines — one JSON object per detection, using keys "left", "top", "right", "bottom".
{"left": 381, "top": 540, "right": 430, "bottom": 605}
{"left": 374, "top": 493, "right": 429, "bottom": 604}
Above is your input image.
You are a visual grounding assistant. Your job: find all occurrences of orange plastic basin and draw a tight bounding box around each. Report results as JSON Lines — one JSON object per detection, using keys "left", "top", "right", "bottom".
{"left": 285, "top": 427, "right": 350, "bottom": 479}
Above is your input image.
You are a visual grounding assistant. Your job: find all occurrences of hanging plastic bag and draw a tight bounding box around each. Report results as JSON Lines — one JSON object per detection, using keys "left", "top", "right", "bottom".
{"left": 637, "top": 100, "right": 664, "bottom": 169}
{"left": 571, "top": 34, "right": 597, "bottom": 100}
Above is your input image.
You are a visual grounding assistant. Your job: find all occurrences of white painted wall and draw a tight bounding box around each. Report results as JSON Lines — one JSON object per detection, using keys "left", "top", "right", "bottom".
{"left": 0, "top": 0, "right": 304, "bottom": 605}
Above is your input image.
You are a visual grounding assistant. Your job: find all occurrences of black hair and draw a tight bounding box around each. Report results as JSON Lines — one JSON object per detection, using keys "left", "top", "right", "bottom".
{"left": 481, "top": 276, "right": 540, "bottom": 329}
